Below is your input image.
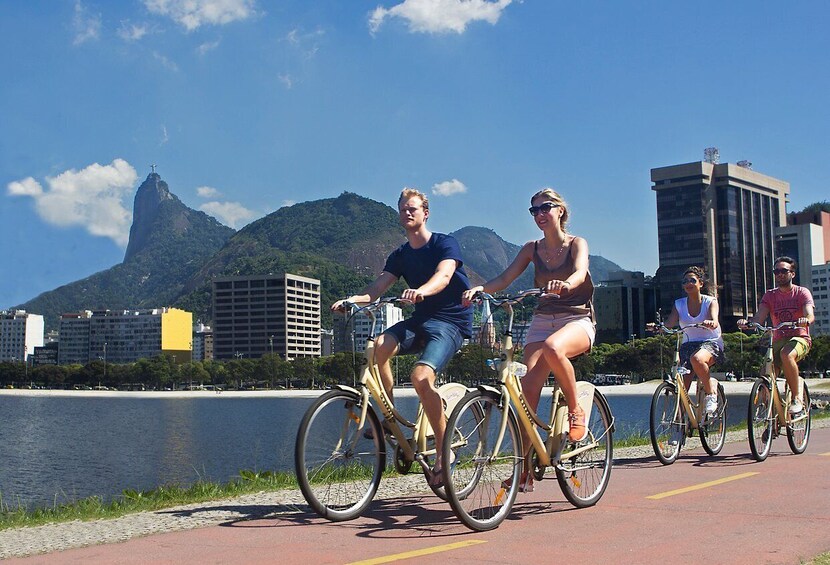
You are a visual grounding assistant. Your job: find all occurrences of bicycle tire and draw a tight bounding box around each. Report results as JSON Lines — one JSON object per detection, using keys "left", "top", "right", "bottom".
{"left": 649, "top": 382, "right": 682, "bottom": 465}
{"left": 556, "top": 389, "right": 613, "bottom": 507}
{"left": 747, "top": 379, "right": 773, "bottom": 462}
{"left": 787, "top": 383, "right": 811, "bottom": 454}
{"left": 700, "top": 382, "right": 727, "bottom": 456}
{"left": 442, "top": 389, "right": 522, "bottom": 532}
{"left": 295, "top": 389, "right": 386, "bottom": 521}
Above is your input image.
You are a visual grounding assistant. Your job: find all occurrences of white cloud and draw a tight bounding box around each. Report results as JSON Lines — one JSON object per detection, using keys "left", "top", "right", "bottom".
{"left": 197, "top": 40, "right": 221, "bottom": 55}
{"left": 6, "top": 159, "right": 138, "bottom": 246}
{"left": 153, "top": 51, "right": 179, "bottom": 72}
{"left": 117, "top": 20, "right": 149, "bottom": 42}
{"left": 281, "top": 199, "right": 296, "bottom": 207}
{"left": 432, "top": 178, "right": 468, "bottom": 196}
{"left": 160, "top": 124, "right": 169, "bottom": 145}
{"left": 199, "top": 201, "right": 255, "bottom": 228}
{"left": 196, "top": 186, "right": 222, "bottom": 198}
{"left": 7, "top": 177, "right": 44, "bottom": 197}
{"left": 278, "top": 73, "right": 295, "bottom": 89}
{"left": 369, "top": 0, "right": 513, "bottom": 34}
{"left": 144, "top": 0, "right": 258, "bottom": 31}
{"left": 72, "top": 0, "right": 102, "bottom": 45}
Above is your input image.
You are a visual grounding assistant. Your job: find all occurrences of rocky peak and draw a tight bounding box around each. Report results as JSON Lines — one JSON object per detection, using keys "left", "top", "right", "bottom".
{"left": 124, "top": 172, "right": 177, "bottom": 263}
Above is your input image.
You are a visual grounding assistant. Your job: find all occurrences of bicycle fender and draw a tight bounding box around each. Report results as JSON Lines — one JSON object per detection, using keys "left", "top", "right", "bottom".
{"left": 476, "top": 384, "right": 502, "bottom": 396}
{"left": 331, "top": 384, "right": 361, "bottom": 396}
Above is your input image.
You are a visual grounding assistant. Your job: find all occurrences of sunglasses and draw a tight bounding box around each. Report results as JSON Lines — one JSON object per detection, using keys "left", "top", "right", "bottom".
{"left": 682, "top": 278, "right": 699, "bottom": 285}
{"left": 772, "top": 268, "right": 792, "bottom": 275}
{"left": 529, "top": 202, "right": 560, "bottom": 216}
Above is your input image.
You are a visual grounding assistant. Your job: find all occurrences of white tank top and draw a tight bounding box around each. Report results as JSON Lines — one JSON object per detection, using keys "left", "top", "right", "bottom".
{"left": 675, "top": 295, "right": 723, "bottom": 346}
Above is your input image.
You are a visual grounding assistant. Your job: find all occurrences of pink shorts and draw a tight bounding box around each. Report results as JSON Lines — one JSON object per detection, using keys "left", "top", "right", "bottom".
{"left": 525, "top": 313, "right": 596, "bottom": 346}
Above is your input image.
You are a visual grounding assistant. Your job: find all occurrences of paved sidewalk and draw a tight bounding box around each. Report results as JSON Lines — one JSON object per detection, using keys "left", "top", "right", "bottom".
{"left": 2, "top": 416, "right": 828, "bottom": 560}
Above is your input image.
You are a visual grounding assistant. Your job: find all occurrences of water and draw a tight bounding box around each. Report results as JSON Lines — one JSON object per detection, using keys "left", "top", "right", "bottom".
{"left": 0, "top": 389, "right": 750, "bottom": 510}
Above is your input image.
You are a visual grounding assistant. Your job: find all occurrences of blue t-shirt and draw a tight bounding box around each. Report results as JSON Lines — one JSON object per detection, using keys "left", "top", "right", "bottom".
{"left": 383, "top": 232, "right": 473, "bottom": 337}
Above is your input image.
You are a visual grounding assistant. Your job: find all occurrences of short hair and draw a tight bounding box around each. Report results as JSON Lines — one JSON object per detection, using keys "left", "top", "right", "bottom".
{"left": 398, "top": 187, "right": 429, "bottom": 212}
{"left": 683, "top": 266, "right": 712, "bottom": 295}
{"left": 775, "top": 256, "right": 797, "bottom": 271}
{"left": 531, "top": 188, "right": 569, "bottom": 232}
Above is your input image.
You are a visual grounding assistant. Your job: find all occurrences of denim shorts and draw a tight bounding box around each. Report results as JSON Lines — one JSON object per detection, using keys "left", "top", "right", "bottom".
{"left": 679, "top": 340, "right": 725, "bottom": 370}
{"left": 383, "top": 318, "right": 464, "bottom": 373}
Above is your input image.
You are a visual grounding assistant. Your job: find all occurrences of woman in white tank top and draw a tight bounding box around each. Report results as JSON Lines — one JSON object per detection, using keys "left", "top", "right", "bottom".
{"left": 662, "top": 266, "right": 724, "bottom": 415}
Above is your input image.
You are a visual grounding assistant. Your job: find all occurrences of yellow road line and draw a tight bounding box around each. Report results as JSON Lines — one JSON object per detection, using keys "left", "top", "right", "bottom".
{"left": 820, "top": 451, "right": 830, "bottom": 456}
{"left": 647, "top": 472, "right": 759, "bottom": 500}
{"left": 346, "top": 540, "right": 487, "bottom": 565}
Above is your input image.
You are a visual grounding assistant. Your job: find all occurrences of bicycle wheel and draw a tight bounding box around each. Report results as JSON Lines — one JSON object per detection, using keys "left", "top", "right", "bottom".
{"left": 295, "top": 390, "right": 386, "bottom": 521}
{"left": 747, "top": 379, "right": 773, "bottom": 462}
{"left": 556, "top": 389, "right": 613, "bottom": 507}
{"left": 443, "top": 390, "right": 522, "bottom": 532}
{"left": 649, "top": 382, "right": 681, "bottom": 465}
{"left": 787, "top": 383, "right": 811, "bottom": 454}
{"left": 700, "top": 382, "right": 727, "bottom": 456}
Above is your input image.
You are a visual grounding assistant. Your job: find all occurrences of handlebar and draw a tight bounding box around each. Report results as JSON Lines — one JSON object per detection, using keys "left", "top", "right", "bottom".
{"left": 739, "top": 321, "right": 802, "bottom": 333}
{"left": 337, "top": 296, "right": 413, "bottom": 325}
{"left": 470, "top": 288, "right": 557, "bottom": 306}
{"left": 646, "top": 322, "right": 711, "bottom": 335}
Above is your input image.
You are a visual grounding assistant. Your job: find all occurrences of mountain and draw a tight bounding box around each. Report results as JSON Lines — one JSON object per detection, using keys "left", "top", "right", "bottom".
{"left": 173, "top": 192, "right": 408, "bottom": 323}
{"left": 20, "top": 173, "right": 235, "bottom": 328}
{"left": 20, "top": 186, "right": 627, "bottom": 330}
{"left": 452, "top": 226, "right": 624, "bottom": 290}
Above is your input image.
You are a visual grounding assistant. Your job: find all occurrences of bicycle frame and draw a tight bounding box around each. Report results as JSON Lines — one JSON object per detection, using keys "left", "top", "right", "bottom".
{"left": 482, "top": 293, "right": 612, "bottom": 469}
{"left": 339, "top": 299, "right": 462, "bottom": 474}
{"left": 754, "top": 328, "right": 808, "bottom": 431}
{"left": 664, "top": 328, "right": 714, "bottom": 433}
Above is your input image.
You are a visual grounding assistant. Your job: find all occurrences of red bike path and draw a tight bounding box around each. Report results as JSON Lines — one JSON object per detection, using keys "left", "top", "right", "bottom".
{"left": 8, "top": 427, "right": 830, "bottom": 565}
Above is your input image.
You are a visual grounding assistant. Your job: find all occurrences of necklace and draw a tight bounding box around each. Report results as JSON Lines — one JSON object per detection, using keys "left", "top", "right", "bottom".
{"left": 541, "top": 238, "right": 567, "bottom": 264}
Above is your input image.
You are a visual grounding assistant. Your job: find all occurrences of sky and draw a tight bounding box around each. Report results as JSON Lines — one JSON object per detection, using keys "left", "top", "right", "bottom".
{"left": 2, "top": 0, "right": 830, "bottom": 309}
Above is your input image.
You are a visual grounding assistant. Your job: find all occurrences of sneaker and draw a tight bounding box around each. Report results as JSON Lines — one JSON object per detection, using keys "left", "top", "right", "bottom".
{"left": 668, "top": 426, "right": 683, "bottom": 446}
{"left": 568, "top": 406, "right": 587, "bottom": 442}
{"left": 789, "top": 399, "right": 804, "bottom": 416}
{"left": 705, "top": 393, "right": 718, "bottom": 416}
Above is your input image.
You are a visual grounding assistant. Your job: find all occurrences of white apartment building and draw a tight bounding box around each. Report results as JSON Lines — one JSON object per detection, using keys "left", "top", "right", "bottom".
{"left": 334, "top": 302, "right": 404, "bottom": 353}
{"left": 58, "top": 308, "right": 192, "bottom": 365}
{"left": 0, "top": 310, "right": 44, "bottom": 363}
{"left": 811, "top": 263, "right": 830, "bottom": 337}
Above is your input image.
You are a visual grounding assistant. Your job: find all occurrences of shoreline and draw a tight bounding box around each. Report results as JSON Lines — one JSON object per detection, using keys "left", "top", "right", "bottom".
{"left": 2, "top": 378, "right": 827, "bottom": 399}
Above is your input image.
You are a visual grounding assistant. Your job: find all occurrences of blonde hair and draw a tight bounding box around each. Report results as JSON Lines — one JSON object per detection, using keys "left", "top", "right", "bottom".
{"left": 399, "top": 187, "right": 429, "bottom": 212}
{"left": 531, "top": 188, "right": 569, "bottom": 232}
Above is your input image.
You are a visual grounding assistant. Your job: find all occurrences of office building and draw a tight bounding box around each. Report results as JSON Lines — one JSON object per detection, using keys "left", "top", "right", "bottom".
{"left": 776, "top": 223, "right": 825, "bottom": 289}
{"left": 811, "top": 263, "right": 830, "bottom": 337}
{"left": 651, "top": 155, "right": 790, "bottom": 329}
{"left": 333, "top": 301, "right": 403, "bottom": 353}
{"left": 593, "top": 271, "right": 658, "bottom": 343}
{"left": 58, "top": 308, "right": 192, "bottom": 365}
{"left": 212, "top": 273, "right": 321, "bottom": 360}
{"left": 0, "top": 310, "right": 44, "bottom": 363}
{"left": 788, "top": 210, "right": 830, "bottom": 264}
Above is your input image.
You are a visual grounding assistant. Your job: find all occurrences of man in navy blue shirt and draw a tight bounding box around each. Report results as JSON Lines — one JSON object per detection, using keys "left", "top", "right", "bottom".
{"left": 333, "top": 187, "right": 473, "bottom": 485}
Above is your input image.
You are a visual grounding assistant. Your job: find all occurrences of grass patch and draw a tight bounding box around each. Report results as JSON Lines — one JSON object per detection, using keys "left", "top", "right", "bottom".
{"left": 0, "top": 470, "right": 297, "bottom": 531}
{"left": 806, "top": 551, "right": 830, "bottom": 565}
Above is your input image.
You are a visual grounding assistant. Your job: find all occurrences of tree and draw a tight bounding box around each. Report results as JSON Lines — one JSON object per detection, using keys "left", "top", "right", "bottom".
{"left": 294, "top": 357, "right": 318, "bottom": 389}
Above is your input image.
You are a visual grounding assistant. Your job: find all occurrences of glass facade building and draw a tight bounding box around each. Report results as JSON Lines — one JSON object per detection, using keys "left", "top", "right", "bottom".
{"left": 651, "top": 162, "right": 789, "bottom": 330}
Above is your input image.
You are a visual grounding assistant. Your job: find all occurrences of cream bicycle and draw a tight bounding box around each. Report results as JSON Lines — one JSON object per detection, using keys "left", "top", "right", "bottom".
{"left": 743, "top": 321, "right": 811, "bottom": 462}
{"left": 294, "top": 297, "right": 468, "bottom": 521}
{"left": 648, "top": 319, "right": 727, "bottom": 465}
{"left": 441, "top": 289, "right": 614, "bottom": 531}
